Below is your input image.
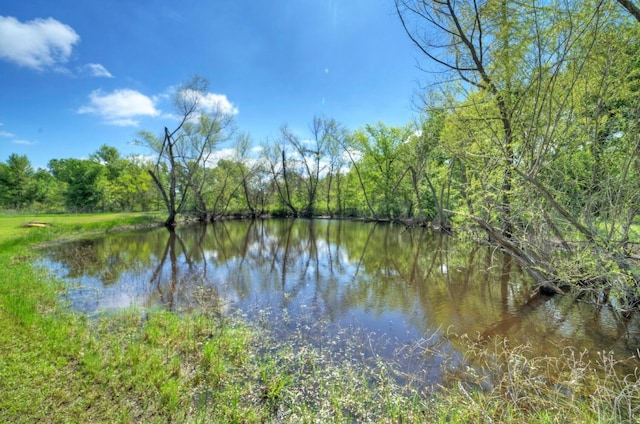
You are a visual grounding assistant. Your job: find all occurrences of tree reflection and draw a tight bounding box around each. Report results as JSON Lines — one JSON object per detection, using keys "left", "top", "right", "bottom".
{"left": 42, "top": 219, "right": 640, "bottom": 368}
{"left": 148, "top": 228, "right": 179, "bottom": 310}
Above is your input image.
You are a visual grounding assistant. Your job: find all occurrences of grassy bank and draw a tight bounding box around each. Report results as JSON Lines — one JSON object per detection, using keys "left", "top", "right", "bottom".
{"left": 0, "top": 213, "right": 638, "bottom": 422}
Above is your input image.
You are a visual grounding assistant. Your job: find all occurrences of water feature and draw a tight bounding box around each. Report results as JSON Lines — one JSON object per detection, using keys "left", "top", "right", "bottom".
{"left": 39, "top": 218, "right": 640, "bottom": 384}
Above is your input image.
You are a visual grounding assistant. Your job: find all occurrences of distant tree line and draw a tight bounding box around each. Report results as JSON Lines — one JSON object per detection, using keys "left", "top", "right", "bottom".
{"left": 2, "top": 0, "right": 639, "bottom": 310}
{"left": 0, "top": 147, "right": 156, "bottom": 213}
{"left": 0, "top": 116, "right": 440, "bottom": 222}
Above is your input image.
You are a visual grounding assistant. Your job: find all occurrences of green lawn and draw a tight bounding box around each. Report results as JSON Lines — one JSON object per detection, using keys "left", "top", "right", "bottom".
{"left": 0, "top": 212, "right": 163, "bottom": 248}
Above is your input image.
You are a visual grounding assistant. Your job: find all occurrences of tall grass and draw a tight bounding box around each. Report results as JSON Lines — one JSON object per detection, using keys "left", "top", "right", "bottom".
{"left": 432, "top": 332, "right": 640, "bottom": 423}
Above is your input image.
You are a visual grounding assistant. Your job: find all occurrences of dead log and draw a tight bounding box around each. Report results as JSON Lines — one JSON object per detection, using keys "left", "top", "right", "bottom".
{"left": 23, "top": 221, "right": 47, "bottom": 228}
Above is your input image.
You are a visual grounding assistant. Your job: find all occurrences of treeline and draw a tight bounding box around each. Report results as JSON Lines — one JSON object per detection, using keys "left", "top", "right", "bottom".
{"left": 0, "top": 148, "right": 156, "bottom": 213}
{"left": 2, "top": 0, "right": 639, "bottom": 310}
{"left": 117, "top": 79, "right": 449, "bottom": 226}
{"left": 0, "top": 118, "right": 441, "bottom": 221}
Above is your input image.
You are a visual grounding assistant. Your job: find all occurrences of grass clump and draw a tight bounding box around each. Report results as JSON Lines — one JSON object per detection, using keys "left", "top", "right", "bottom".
{"left": 430, "top": 333, "right": 640, "bottom": 423}
{"left": 77, "top": 309, "right": 262, "bottom": 422}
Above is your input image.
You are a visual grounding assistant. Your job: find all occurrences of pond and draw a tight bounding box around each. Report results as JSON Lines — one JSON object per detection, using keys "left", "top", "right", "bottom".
{"left": 39, "top": 218, "right": 640, "bottom": 385}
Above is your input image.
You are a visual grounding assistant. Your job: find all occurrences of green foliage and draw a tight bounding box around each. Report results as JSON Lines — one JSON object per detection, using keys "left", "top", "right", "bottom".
{"left": 0, "top": 147, "right": 157, "bottom": 214}
{"left": 397, "top": 0, "right": 640, "bottom": 308}
{"left": 352, "top": 123, "right": 415, "bottom": 218}
{"left": 0, "top": 154, "right": 38, "bottom": 209}
{"left": 48, "top": 157, "right": 107, "bottom": 211}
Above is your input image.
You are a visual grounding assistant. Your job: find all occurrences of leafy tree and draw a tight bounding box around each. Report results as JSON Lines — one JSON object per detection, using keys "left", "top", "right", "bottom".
{"left": 89, "top": 145, "right": 124, "bottom": 211}
{"left": 0, "top": 154, "right": 35, "bottom": 209}
{"left": 207, "top": 159, "right": 247, "bottom": 216}
{"left": 31, "top": 168, "right": 63, "bottom": 212}
{"left": 396, "top": 0, "right": 640, "bottom": 306}
{"left": 401, "top": 110, "right": 453, "bottom": 226}
{"left": 90, "top": 145, "right": 123, "bottom": 179}
{"left": 338, "top": 131, "right": 375, "bottom": 217}
{"left": 179, "top": 113, "right": 235, "bottom": 221}
{"left": 397, "top": 0, "right": 519, "bottom": 234}
{"left": 351, "top": 123, "right": 414, "bottom": 218}
{"left": 48, "top": 158, "right": 106, "bottom": 212}
{"left": 110, "top": 156, "right": 155, "bottom": 211}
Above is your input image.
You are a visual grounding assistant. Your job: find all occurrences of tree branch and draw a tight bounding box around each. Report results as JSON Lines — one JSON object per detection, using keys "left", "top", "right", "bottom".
{"left": 617, "top": 0, "right": 640, "bottom": 22}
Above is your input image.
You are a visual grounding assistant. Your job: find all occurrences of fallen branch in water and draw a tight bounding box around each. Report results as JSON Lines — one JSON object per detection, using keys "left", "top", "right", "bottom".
{"left": 445, "top": 209, "right": 564, "bottom": 295}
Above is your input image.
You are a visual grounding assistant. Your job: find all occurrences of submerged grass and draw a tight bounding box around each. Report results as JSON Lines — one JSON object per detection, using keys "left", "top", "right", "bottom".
{"left": 433, "top": 332, "right": 640, "bottom": 423}
{"left": 0, "top": 212, "right": 639, "bottom": 422}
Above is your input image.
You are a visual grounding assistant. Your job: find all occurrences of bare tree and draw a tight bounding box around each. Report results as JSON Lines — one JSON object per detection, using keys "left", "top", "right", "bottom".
{"left": 262, "top": 140, "right": 299, "bottom": 217}
{"left": 137, "top": 76, "right": 235, "bottom": 226}
{"left": 318, "top": 117, "right": 349, "bottom": 216}
{"left": 280, "top": 124, "right": 322, "bottom": 217}
{"left": 279, "top": 116, "right": 345, "bottom": 217}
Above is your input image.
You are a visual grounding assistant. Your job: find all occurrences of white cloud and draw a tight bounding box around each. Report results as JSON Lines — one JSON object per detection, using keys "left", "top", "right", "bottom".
{"left": 13, "top": 139, "right": 35, "bottom": 145}
{"left": 203, "top": 147, "right": 237, "bottom": 167}
{"left": 0, "top": 16, "right": 79, "bottom": 71}
{"left": 0, "top": 130, "right": 14, "bottom": 138}
{"left": 201, "top": 92, "right": 238, "bottom": 115}
{"left": 79, "top": 63, "right": 113, "bottom": 78}
{"left": 180, "top": 89, "right": 238, "bottom": 116}
{"left": 78, "top": 89, "right": 160, "bottom": 126}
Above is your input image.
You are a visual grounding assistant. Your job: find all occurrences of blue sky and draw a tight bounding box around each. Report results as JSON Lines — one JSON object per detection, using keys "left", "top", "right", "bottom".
{"left": 1, "top": 0, "right": 425, "bottom": 169}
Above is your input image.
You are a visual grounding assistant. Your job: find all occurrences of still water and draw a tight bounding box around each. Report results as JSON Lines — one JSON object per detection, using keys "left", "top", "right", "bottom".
{"left": 40, "top": 218, "right": 640, "bottom": 383}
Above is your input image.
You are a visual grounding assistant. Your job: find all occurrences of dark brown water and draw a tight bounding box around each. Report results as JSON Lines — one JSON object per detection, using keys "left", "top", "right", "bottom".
{"left": 39, "top": 218, "right": 640, "bottom": 384}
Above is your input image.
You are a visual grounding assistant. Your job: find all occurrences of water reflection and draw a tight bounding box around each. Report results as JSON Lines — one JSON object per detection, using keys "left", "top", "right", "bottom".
{"left": 40, "top": 218, "right": 640, "bottom": 381}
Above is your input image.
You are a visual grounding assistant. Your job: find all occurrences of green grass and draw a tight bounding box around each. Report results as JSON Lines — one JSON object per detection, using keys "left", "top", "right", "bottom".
{"left": 0, "top": 211, "right": 163, "bottom": 242}
{"left": 0, "top": 212, "right": 638, "bottom": 423}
